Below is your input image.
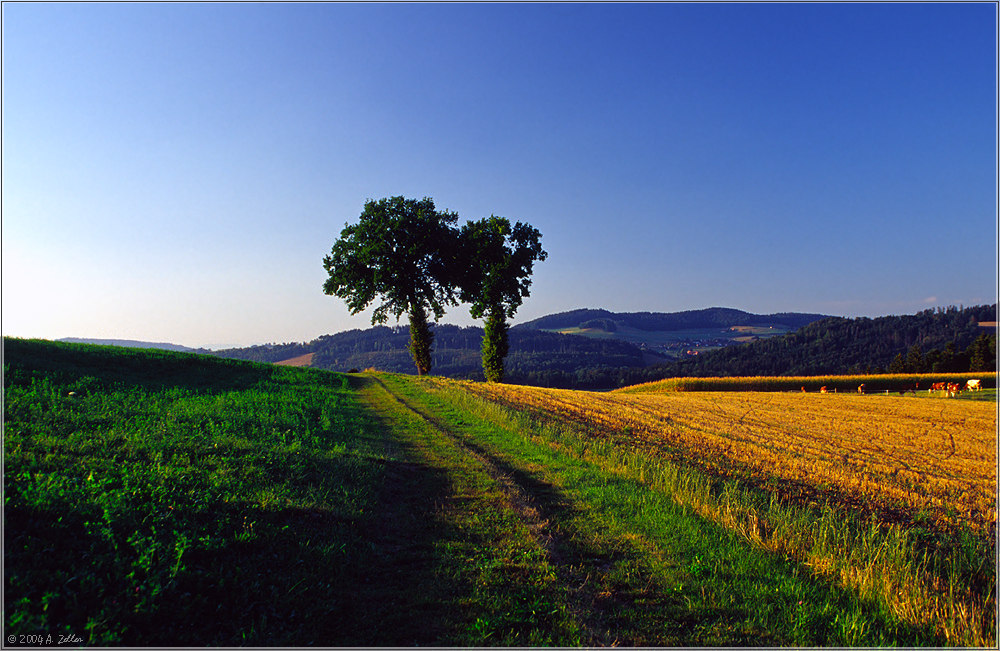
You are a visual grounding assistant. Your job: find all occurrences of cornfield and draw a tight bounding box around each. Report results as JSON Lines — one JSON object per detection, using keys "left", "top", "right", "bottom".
{"left": 616, "top": 372, "right": 996, "bottom": 394}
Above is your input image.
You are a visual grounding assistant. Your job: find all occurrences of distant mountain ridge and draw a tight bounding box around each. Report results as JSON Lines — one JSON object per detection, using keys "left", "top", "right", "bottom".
{"left": 516, "top": 307, "right": 829, "bottom": 332}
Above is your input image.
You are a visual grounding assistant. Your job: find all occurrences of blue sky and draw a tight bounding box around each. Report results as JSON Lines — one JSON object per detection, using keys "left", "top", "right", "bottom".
{"left": 2, "top": 2, "right": 996, "bottom": 348}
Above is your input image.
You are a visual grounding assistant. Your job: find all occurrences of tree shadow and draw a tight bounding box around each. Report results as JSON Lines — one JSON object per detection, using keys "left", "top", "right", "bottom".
{"left": 138, "top": 457, "right": 464, "bottom": 646}
{"left": 4, "top": 450, "right": 469, "bottom": 646}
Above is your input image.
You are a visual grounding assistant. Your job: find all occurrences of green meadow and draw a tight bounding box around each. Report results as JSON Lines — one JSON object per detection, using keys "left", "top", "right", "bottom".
{"left": 3, "top": 338, "right": 991, "bottom": 646}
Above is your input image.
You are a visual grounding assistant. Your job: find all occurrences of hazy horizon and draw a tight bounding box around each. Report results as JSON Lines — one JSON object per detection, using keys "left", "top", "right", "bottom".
{"left": 24, "top": 302, "right": 998, "bottom": 353}
{"left": 3, "top": 3, "right": 997, "bottom": 348}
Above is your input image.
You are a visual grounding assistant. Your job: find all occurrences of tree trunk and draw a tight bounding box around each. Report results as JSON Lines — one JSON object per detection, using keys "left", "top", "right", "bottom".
{"left": 482, "top": 311, "right": 509, "bottom": 383}
{"left": 408, "top": 305, "right": 434, "bottom": 375}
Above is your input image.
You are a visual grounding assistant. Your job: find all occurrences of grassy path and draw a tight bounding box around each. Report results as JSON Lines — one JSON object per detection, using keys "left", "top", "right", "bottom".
{"left": 368, "top": 372, "right": 946, "bottom": 646}
{"left": 358, "top": 375, "right": 582, "bottom": 645}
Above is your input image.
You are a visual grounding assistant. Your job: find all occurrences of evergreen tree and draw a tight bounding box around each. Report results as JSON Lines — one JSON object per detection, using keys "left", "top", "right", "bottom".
{"left": 968, "top": 333, "right": 995, "bottom": 372}
{"left": 906, "top": 344, "right": 924, "bottom": 373}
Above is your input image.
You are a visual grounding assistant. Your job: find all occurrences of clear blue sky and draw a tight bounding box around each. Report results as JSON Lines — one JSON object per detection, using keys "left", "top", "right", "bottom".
{"left": 3, "top": 2, "right": 996, "bottom": 348}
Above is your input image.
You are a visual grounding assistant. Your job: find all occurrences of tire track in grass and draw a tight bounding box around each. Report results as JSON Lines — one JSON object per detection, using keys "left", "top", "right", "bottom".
{"left": 368, "top": 375, "right": 567, "bottom": 560}
{"left": 370, "top": 376, "right": 635, "bottom": 645}
{"left": 359, "top": 375, "right": 583, "bottom": 646}
{"left": 372, "top": 375, "right": 723, "bottom": 645}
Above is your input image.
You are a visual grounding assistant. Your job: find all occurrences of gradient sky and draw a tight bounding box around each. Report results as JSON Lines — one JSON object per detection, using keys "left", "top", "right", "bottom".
{"left": 2, "top": 2, "right": 997, "bottom": 348}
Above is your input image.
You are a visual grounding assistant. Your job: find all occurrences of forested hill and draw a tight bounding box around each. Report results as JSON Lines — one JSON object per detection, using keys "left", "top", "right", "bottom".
{"left": 209, "top": 325, "right": 657, "bottom": 382}
{"left": 670, "top": 305, "right": 996, "bottom": 377}
{"left": 208, "top": 305, "right": 995, "bottom": 390}
{"left": 516, "top": 307, "right": 829, "bottom": 332}
{"left": 551, "top": 305, "right": 996, "bottom": 389}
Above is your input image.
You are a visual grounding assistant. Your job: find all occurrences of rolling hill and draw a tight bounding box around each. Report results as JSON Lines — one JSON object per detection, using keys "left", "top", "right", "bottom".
{"left": 56, "top": 338, "right": 208, "bottom": 353}
{"left": 205, "top": 305, "right": 995, "bottom": 389}
{"left": 52, "top": 305, "right": 993, "bottom": 391}
{"left": 515, "top": 307, "right": 829, "bottom": 332}
{"left": 543, "top": 304, "right": 997, "bottom": 389}
{"left": 515, "top": 307, "right": 830, "bottom": 359}
{"left": 663, "top": 305, "right": 997, "bottom": 377}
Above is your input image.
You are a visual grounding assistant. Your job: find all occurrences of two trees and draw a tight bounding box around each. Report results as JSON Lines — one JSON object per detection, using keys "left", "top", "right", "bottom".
{"left": 322, "top": 196, "right": 546, "bottom": 381}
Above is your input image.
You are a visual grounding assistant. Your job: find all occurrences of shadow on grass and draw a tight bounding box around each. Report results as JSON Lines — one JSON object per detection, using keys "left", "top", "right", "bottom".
{"left": 4, "top": 451, "right": 466, "bottom": 646}
{"left": 144, "top": 457, "right": 463, "bottom": 646}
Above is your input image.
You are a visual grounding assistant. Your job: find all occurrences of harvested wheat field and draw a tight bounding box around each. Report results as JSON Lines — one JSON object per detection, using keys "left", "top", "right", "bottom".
{"left": 460, "top": 382, "right": 997, "bottom": 533}
{"left": 274, "top": 352, "right": 315, "bottom": 367}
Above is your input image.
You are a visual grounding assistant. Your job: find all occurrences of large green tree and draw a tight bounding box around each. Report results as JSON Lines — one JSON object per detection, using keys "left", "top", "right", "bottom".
{"left": 322, "top": 196, "right": 459, "bottom": 375}
{"left": 459, "top": 216, "right": 547, "bottom": 382}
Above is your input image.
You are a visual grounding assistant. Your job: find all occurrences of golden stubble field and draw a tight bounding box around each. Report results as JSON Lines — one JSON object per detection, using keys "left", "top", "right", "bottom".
{"left": 458, "top": 382, "right": 997, "bottom": 532}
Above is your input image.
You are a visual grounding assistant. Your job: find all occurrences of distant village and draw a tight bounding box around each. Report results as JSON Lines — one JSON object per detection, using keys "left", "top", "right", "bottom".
{"left": 638, "top": 336, "right": 755, "bottom": 357}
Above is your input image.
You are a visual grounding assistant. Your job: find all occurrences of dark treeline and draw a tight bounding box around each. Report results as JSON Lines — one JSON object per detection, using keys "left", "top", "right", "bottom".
{"left": 210, "top": 305, "right": 996, "bottom": 391}
{"left": 671, "top": 305, "right": 996, "bottom": 376}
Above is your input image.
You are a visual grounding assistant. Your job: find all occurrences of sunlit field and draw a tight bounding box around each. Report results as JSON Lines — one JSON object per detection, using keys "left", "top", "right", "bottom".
{"left": 461, "top": 380, "right": 997, "bottom": 533}
{"left": 4, "top": 339, "right": 996, "bottom": 646}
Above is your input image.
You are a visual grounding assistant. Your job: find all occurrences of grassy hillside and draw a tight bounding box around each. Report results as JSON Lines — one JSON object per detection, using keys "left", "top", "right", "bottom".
{"left": 4, "top": 339, "right": 460, "bottom": 644}
{"left": 4, "top": 339, "right": 995, "bottom": 645}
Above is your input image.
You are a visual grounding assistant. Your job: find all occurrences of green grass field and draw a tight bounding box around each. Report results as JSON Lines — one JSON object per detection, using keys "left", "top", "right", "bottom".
{"left": 3, "top": 338, "right": 994, "bottom": 646}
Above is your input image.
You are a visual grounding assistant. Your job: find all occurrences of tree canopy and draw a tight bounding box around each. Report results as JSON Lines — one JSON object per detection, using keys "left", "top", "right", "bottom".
{"left": 458, "top": 216, "right": 547, "bottom": 381}
{"left": 459, "top": 216, "right": 547, "bottom": 320}
{"left": 322, "top": 196, "right": 459, "bottom": 324}
{"left": 322, "top": 196, "right": 460, "bottom": 374}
